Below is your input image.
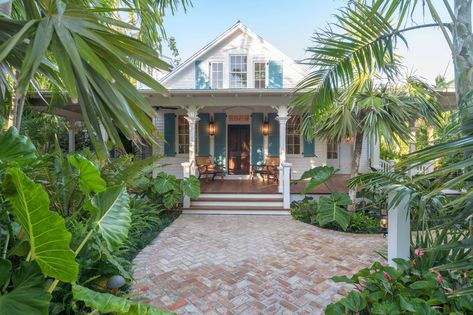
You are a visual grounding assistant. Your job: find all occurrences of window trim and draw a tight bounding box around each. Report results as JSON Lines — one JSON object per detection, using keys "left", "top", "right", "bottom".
{"left": 229, "top": 54, "right": 248, "bottom": 88}
{"left": 326, "top": 141, "right": 339, "bottom": 160}
{"left": 176, "top": 115, "right": 190, "bottom": 155}
{"left": 253, "top": 61, "right": 267, "bottom": 89}
{"left": 210, "top": 61, "right": 224, "bottom": 89}
{"left": 286, "top": 116, "right": 302, "bottom": 156}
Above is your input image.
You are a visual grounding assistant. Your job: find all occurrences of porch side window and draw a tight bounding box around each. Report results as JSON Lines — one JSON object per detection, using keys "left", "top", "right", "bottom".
{"left": 254, "top": 62, "right": 266, "bottom": 88}
{"left": 286, "top": 116, "right": 301, "bottom": 155}
{"left": 210, "top": 62, "right": 223, "bottom": 89}
{"left": 230, "top": 55, "right": 247, "bottom": 88}
{"left": 327, "top": 142, "right": 338, "bottom": 159}
{"left": 178, "top": 115, "right": 189, "bottom": 154}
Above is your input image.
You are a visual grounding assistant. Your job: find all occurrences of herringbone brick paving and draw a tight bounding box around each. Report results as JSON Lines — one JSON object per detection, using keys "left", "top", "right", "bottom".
{"left": 132, "top": 215, "right": 386, "bottom": 314}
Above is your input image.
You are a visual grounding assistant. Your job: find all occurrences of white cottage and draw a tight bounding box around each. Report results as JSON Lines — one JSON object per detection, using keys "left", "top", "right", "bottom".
{"left": 143, "top": 21, "right": 380, "bottom": 214}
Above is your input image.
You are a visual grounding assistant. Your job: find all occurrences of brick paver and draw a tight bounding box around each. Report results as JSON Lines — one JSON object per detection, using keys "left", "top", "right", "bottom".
{"left": 132, "top": 215, "right": 386, "bottom": 314}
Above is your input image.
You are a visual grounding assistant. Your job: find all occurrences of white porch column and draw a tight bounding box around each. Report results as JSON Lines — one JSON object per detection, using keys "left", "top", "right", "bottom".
{"left": 387, "top": 190, "right": 411, "bottom": 267}
{"left": 282, "top": 162, "right": 292, "bottom": 209}
{"left": 275, "top": 105, "right": 289, "bottom": 193}
{"left": 181, "top": 162, "right": 191, "bottom": 208}
{"left": 68, "top": 121, "right": 76, "bottom": 153}
{"left": 184, "top": 105, "right": 201, "bottom": 176}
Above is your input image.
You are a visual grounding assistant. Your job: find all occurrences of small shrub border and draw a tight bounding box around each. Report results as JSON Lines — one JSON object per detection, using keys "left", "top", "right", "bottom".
{"left": 291, "top": 196, "right": 382, "bottom": 234}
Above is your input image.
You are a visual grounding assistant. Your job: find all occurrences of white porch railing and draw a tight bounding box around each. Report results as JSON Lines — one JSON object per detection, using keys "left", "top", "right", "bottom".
{"left": 378, "top": 159, "right": 434, "bottom": 176}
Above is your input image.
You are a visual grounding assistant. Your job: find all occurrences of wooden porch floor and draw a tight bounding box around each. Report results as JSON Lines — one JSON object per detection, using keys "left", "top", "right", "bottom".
{"left": 199, "top": 174, "right": 350, "bottom": 194}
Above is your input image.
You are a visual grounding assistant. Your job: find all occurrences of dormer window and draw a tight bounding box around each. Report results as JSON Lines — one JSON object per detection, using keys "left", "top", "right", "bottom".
{"left": 210, "top": 62, "right": 223, "bottom": 89}
{"left": 230, "top": 55, "right": 247, "bottom": 88}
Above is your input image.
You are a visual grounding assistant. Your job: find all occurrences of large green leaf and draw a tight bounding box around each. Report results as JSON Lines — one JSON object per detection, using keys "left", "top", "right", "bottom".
{"left": 154, "top": 172, "right": 177, "bottom": 194}
{"left": 317, "top": 192, "right": 352, "bottom": 231}
{"left": 180, "top": 175, "right": 200, "bottom": 199}
{"left": 0, "top": 127, "right": 37, "bottom": 166}
{"left": 163, "top": 190, "right": 182, "bottom": 209}
{"left": 72, "top": 284, "right": 171, "bottom": 315}
{"left": 0, "top": 262, "right": 51, "bottom": 315}
{"left": 0, "top": 258, "right": 12, "bottom": 288}
{"left": 85, "top": 184, "right": 131, "bottom": 250}
{"left": 68, "top": 154, "right": 106, "bottom": 195}
{"left": 3, "top": 168, "right": 78, "bottom": 282}
{"left": 299, "top": 166, "right": 336, "bottom": 194}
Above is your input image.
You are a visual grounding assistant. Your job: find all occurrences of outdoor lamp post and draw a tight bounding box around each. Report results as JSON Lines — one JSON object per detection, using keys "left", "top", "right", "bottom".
{"left": 380, "top": 208, "right": 388, "bottom": 237}
{"left": 262, "top": 120, "right": 269, "bottom": 136}
{"left": 209, "top": 121, "right": 215, "bottom": 136}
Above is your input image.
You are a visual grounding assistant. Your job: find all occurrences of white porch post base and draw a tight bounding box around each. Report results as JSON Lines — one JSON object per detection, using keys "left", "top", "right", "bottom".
{"left": 68, "top": 122, "right": 76, "bottom": 153}
{"left": 387, "top": 190, "right": 411, "bottom": 266}
{"left": 282, "top": 162, "right": 292, "bottom": 209}
{"left": 181, "top": 162, "right": 191, "bottom": 208}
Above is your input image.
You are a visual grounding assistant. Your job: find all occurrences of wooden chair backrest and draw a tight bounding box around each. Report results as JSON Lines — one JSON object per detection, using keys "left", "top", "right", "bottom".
{"left": 265, "top": 157, "right": 280, "bottom": 166}
{"left": 196, "top": 156, "right": 212, "bottom": 166}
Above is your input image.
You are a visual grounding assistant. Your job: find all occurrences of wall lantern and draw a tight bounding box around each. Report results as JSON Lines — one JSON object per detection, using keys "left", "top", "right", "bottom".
{"left": 209, "top": 121, "right": 215, "bottom": 136}
{"left": 345, "top": 136, "right": 353, "bottom": 142}
{"left": 262, "top": 121, "right": 269, "bottom": 136}
{"left": 380, "top": 208, "right": 388, "bottom": 238}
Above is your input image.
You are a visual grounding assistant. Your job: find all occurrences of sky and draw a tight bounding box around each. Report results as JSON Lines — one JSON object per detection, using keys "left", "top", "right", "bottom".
{"left": 162, "top": 0, "right": 454, "bottom": 84}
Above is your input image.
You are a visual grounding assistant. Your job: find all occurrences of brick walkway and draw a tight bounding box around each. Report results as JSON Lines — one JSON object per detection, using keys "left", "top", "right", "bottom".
{"left": 132, "top": 215, "right": 386, "bottom": 314}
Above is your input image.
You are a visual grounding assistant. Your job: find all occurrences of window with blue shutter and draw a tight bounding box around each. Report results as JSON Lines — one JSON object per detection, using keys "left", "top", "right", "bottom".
{"left": 268, "top": 60, "right": 283, "bottom": 88}
{"left": 198, "top": 113, "right": 210, "bottom": 156}
{"left": 195, "top": 60, "right": 209, "bottom": 89}
{"left": 251, "top": 113, "right": 264, "bottom": 165}
{"left": 164, "top": 113, "right": 176, "bottom": 156}
{"left": 268, "top": 113, "right": 279, "bottom": 156}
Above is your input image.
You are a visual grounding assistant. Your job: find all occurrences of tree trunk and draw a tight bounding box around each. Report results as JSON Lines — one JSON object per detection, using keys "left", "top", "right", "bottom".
{"left": 348, "top": 128, "right": 364, "bottom": 211}
{"left": 453, "top": 1, "right": 473, "bottom": 136}
{"left": 2, "top": 1, "right": 15, "bottom": 130}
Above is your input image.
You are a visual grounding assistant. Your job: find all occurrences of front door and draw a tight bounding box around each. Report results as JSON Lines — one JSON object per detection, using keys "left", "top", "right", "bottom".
{"left": 227, "top": 125, "right": 250, "bottom": 175}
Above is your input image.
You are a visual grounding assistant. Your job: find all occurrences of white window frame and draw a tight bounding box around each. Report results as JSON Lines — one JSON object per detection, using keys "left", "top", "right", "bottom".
{"left": 177, "top": 115, "right": 189, "bottom": 155}
{"left": 229, "top": 55, "right": 248, "bottom": 88}
{"left": 254, "top": 61, "right": 267, "bottom": 89}
{"left": 327, "top": 141, "right": 339, "bottom": 160}
{"left": 286, "top": 116, "right": 302, "bottom": 156}
{"left": 210, "top": 61, "right": 223, "bottom": 89}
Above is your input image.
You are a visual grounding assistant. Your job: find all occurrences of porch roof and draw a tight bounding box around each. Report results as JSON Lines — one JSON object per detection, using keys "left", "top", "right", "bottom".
{"left": 142, "top": 88, "right": 298, "bottom": 108}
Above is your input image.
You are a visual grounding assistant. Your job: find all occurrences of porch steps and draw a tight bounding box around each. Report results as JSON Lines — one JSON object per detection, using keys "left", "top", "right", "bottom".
{"left": 183, "top": 193, "right": 290, "bottom": 215}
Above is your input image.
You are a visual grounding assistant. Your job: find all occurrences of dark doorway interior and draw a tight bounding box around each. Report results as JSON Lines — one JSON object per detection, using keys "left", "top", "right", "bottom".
{"left": 227, "top": 125, "right": 250, "bottom": 175}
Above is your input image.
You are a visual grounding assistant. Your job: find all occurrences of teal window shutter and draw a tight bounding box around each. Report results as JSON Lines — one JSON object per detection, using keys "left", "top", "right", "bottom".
{"left": 251, "top": 113, "right": 264, "bottom": 165}
{"left": 268, "top": 60, "right": 283, "bottom": 88}
{"left": 214, "top": 113, "right": 226, "bottom": 165}
{"left": 303, "top": 137, "right": 315, "bottom": 157}
{"left": 195, "top": 60, "right": 209, "bottom": 89}
{"left": 198, "top": 113, "right": 210, "bottom": 156}
{"left": 268, "top": 112, "right": 279, "bottom": 156}
{"left": 164, "top": 113, "right": 176, "bottom": 156}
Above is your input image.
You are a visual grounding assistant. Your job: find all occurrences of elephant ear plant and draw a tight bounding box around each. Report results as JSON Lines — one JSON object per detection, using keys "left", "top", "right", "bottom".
{"left": 0, "top": 127, "right": 172, "bottom": 314}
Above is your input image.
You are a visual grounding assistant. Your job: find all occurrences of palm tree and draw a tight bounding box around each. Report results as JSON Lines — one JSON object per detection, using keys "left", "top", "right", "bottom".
{"left": 301, "top": 75, "right": 440, "bottom": 207}
{"left": 0, "top": 0, "right": 190, "bottom": 156}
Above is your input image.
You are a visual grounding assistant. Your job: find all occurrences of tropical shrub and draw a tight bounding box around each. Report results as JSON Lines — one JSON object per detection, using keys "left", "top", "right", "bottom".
{"left": 290, "top": 195, "right": 382, "bottom": 234}
{"left": 326, "top": 258, "right": 473, "bottom": 315}
{"left": 0, "top": 127, "right": 196, "bottom": 314}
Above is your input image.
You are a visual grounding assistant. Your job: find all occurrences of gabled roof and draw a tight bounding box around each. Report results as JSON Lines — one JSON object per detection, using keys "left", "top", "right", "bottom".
{"left": 160, "top": 21, "right": 307, "bottom": 84}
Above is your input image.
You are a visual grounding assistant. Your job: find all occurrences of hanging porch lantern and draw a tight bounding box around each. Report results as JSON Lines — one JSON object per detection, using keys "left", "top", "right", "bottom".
{"left": 209, "top": 121, "right": 215, "bottom": 136}
{"left": 262, "top": 120, "right": 269, "bottom": 136}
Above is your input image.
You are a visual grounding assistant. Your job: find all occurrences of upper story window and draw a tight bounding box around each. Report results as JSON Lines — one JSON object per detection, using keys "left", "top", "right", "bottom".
{"left": 177, "top": 115, "right": 189, "bottom": 154}
{"left": 327, "top": 142, "right": 338, "bottom": 159}
{"left": 286, "top": 116, "right": 301, "bottom": 155}
{"left": 210, "top": 62, "right": 223, "bottom": 89}
{"left": 230, "top": 55, "right": 247, "bottom": 88}
{"left": 254, "top": 62, "right": 266, "bottom": 88}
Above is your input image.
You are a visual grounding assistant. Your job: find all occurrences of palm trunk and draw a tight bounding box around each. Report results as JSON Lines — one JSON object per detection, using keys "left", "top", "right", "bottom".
{"left": 453, "top": 1, "right": 473, "bottom": 135}
{"left": 348, "top": 128, "right": 364, "bottom": 211}
{"left": 2, "top": 1, "right": 16, "bottom": 130}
